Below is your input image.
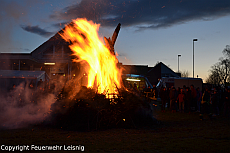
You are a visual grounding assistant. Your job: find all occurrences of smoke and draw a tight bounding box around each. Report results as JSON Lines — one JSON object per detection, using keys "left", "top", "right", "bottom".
{"left": 0, "top": 62, "right": 90, "bottom": 129}
{"left": 0, "top": 80, "right": 62, "bottom": 129}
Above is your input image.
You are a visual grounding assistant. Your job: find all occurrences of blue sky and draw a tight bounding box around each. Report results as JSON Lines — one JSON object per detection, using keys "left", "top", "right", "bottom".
{"left": 1, "top": 0, "right": 230, "bottom": 82}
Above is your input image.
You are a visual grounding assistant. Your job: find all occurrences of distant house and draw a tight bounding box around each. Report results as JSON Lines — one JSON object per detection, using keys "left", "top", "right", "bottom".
{"left": 121, "top": 64, "right": 149, "bottom": 76}
{"left": 119, "top": 62, "right": 180, "bottom": 86}
{"left": 147, "top": 62, "right": 180, "bottom": 85}
{"left": 0, "top": 29, "right": 81, "bottom": 80}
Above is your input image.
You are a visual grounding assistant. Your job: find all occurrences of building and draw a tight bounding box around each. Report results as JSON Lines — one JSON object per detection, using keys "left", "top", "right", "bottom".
{"left": 0, "top": 27, "right": 180, "bottom": 88}
{"left": 121, "top": 65, "right": 149, "bottom": 76}
{"left": 0, "top": 29, "right": 81, "bottom": 81}
{"left": 0, "top": 70, "right": 48, "bottom": 93}
{"left": 147, "top": 62, "right": 180, "bottom": 85}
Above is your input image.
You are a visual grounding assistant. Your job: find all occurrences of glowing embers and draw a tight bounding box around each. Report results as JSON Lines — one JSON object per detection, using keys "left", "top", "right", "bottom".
{"left": 60, "top": 18, "right": 122, "bottom": 97}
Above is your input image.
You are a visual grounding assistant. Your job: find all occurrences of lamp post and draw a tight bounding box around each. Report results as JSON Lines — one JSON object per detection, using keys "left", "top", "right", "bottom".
{"left": 193, "top": 39, "right": 198, "bottom": 78}
{"left": 178, "top": 54, "right": 181, "bottom": 73}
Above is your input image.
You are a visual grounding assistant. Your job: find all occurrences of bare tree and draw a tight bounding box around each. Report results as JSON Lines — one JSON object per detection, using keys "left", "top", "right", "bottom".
{"left": 222, "top": 45, "right": 230, "bottom": 57}
{"left": 180, "top": 70, "right": 190, "bottom": 77}
{"left": 206, "top": 45, "right": 230, "bottom": 85}
{"left": 206, "top": 62, "right": 225, "bottom": 85}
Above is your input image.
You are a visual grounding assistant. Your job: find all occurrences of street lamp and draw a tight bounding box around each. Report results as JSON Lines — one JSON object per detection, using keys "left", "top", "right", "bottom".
{"left": 178, "top": 54, "right": 181, "bottom": 73}
{"left": 193, "top": 39, "right": 198, "bottom": 78}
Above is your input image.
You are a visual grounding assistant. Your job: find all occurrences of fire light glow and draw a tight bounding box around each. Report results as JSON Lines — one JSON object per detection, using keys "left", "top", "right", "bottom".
{"left": 44, "top": 63, "right": 55, "bottom": 65}
{"left": 126, "top": 78, "right": 141, "bottom": 82}
{"left": 60, "top": 18, "right": 122, "bottom": 96}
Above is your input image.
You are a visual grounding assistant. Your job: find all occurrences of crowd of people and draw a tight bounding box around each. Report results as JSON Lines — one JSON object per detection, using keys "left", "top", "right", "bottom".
{"left": 158, "top": 85, "right": 230, "bottom": 120}
{"left": 7, "top": 78, "right": 230, "bottom": 120}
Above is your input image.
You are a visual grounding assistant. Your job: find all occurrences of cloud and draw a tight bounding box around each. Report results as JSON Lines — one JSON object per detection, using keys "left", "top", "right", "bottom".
{"left": 50, "top": 0, "right": 230, "bottom": 30}
{"left": 21, "top": 25, "right": 54, "bottom": 37}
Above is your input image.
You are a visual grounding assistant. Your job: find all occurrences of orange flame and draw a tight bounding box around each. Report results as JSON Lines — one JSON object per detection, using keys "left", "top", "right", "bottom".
{"left": 60, "top": 18, "right": 122, "bottom": 96}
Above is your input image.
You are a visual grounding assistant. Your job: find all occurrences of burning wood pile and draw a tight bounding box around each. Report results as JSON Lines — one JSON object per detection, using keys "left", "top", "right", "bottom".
{"left": 49, "top": 87, "right": 156, "bottom": 131}
{"left": 46, "top": 19, "right": 156, "bottom": 130}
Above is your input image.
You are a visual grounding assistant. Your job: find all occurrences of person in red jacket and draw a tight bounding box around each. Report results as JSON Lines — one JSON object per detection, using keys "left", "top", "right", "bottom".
{"left": 177, "top": 88, "right": 185, "bottom": 113}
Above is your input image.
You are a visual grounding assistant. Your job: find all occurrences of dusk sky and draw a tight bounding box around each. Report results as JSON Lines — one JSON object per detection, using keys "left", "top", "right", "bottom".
{"left": 1, "top": 0, "right": 230, "bottom": 82}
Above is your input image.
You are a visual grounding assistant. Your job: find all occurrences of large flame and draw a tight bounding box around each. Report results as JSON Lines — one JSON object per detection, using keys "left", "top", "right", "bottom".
{"left": 60, "top": 18, "right": 122, "bottom": 96}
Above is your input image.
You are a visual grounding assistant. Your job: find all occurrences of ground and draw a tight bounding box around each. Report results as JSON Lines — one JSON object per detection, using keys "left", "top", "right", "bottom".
{"left": 0, "top": 101, "right": 230, "bottom": 153}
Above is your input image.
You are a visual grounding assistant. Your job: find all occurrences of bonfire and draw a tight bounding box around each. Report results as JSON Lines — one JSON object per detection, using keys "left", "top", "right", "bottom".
{"left": 48, "top": 18, "right": 156, "bottom": 131}
{"left": 60, "top": 18, "right": 122, "bottom": 98}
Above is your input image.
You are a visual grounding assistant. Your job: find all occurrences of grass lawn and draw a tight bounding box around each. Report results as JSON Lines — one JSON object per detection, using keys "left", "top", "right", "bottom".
{"left": 1, "top": 102, "right": 230, "bottom": 153}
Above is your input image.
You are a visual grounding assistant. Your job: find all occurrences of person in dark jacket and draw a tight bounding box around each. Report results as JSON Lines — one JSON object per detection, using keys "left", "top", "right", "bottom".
{"left": 185, "top": 87, "right": 192, "bottom": 113}
{"left": 223, "top": 88, "right": 230, "bottom": 117}
{"left": 169, "top": 87, "right": 177, "bottom": 112}
{"left": 211, "top": 89, "right": 219, "bottom": 116}
{"left": 190, "top": 85, "right": 197, "bottom": 112}
{"left": 196, "top": 87, "right": 202, "bottom": 112}
{"left": 220, "top": 87, "right": 227, "bottom": 114}
{"left": 200, "top": 88, "right": 212, "bottom": 120}
{"left": 166, "top": 87, "right": 171, "bottom": 108}
{"left": 160, "top": 87, "right": 167, "bottom": 112}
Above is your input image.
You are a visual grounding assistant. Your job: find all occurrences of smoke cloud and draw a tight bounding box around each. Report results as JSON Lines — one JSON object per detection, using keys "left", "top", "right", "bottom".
{"left": 50, "top": 0, "right": 230, "bottom": 30}
{"left": 21, "top": 25, "right": 55, "bottom": 37}
{"left": 0, "top": 78, "right": 65, "bottom": 129}
{"left": 0, "top": 63, "right": 89, "bottom": 129}
{"left": 0, "top": 84, "right": 50, "bottom": 129}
